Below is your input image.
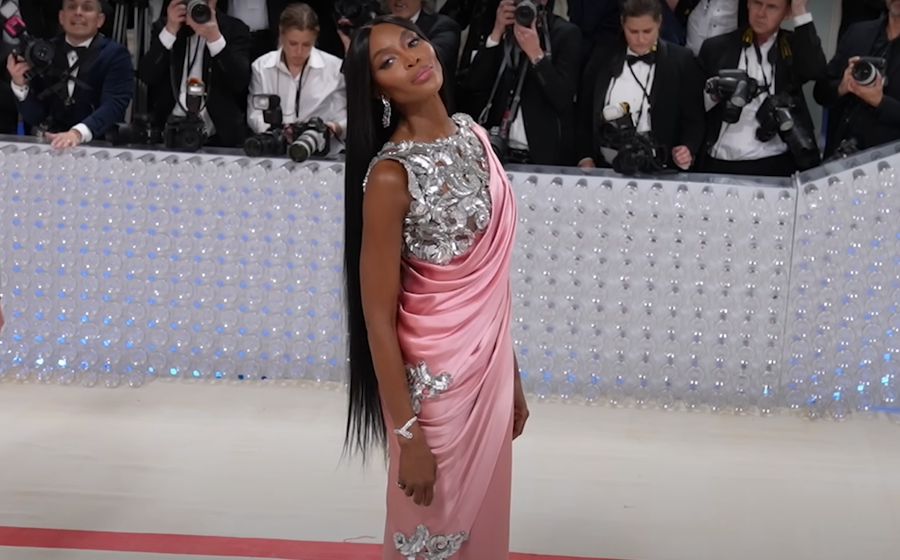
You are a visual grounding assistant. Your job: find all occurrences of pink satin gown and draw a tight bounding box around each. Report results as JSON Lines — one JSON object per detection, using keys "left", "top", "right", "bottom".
{"left": 366, "top": 114, "right": 518, "bottom": 560}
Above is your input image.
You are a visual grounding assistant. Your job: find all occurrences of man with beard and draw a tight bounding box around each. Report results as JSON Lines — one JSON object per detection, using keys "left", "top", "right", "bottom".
{"left": 815, "top": 0, "right": 900, "bottom": 157}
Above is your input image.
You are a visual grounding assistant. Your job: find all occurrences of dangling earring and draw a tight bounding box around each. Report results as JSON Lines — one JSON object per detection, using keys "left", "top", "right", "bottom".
{"left": 381, "top": 96, "right": 391, "bottom": 128}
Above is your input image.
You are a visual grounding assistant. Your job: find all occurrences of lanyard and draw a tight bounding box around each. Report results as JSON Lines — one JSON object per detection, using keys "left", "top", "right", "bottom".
{"left": 744, "top": 42, "right": 773, "bottom": 95}
{"left": 185, "top": 36, "right": 204, "bottom": 80}
{"left": 276, "top": 59, "right": 310, "bottom": 120}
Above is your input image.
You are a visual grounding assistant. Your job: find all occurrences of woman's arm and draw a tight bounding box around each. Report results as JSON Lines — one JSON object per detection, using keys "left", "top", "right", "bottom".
{"left": 360, "top": 160, "right": 425, "bottom": 445}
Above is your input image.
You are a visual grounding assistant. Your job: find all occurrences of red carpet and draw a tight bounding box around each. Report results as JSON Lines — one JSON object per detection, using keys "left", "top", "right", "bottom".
{"left": 0, "top": 526, "right": 615, "bottom": 559}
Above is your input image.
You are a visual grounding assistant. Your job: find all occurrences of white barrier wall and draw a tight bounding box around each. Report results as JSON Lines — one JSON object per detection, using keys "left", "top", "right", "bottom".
{"left": 0, "top": 142, "right": 897, "bottom": 421}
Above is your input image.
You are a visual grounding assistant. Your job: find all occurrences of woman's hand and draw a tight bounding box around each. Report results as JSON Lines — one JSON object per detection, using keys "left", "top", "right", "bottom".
{"left": 671, "top": 145, "right": 693, "bottom": 169}
{"left": 512, "top": 368, "right": 529, "bottom": 439}
{"left": 397, "top": 439, "right": 437, "bottom": 506}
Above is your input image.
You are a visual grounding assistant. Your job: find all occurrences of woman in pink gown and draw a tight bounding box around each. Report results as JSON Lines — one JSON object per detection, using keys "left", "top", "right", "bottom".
{"left": 341, "top": 15, "right": 530, "bottom": 560}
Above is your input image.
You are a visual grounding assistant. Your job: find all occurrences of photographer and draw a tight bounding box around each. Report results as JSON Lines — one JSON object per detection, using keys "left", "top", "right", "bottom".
{"left": 139, "top": 0, "right": 251, "bottom": 148}
{"left": 6, "top": 0, "right": 133, "bottom": 149}
{"left": 461, "top": 0, "right": 581, "bottom": 165}
{"left": 671, "top": 0, "right": 749, "bottom": 56}
{"left": 698, "top": 0, "right": 826, "bottom": 177}
{"left": 248, "top": 2, "right": 345, "bottom": 156}
{"left": 815, "top": 2, "right": 900, "bottom": 158}
{"left": 576, "top": 0, "right": 705, "bottom": 173}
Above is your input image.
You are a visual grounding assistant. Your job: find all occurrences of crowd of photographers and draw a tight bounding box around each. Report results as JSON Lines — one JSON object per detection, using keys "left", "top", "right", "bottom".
{"left": 0, "top": 0, "right": 899, "bottom": 176}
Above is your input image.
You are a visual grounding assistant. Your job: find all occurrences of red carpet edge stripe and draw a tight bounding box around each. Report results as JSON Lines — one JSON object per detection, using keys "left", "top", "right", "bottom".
{"left": 0, "top": 526, "right": 616, "bottom": 560}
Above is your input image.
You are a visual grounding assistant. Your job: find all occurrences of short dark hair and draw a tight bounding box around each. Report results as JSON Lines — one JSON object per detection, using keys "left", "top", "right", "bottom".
{"left": 61, "top": 0, "right": 111, "bottom": 11}
{"left": 620, "top": 0, "right": 663, "bottom": 20}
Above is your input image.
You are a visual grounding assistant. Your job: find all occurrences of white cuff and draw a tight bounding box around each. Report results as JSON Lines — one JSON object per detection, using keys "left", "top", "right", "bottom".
{"left": 11, "top": 81, "right": 29, "bottom": 102}
{"left": 485, "top": 36, "right": 501, "bottom": 49}
{"left": 793, "top": 13, "right": 813, "bottom": 27}
{"left": 73, "top": 124, "right": 93, "bottom": 144}
{"left": 159, "top": 27, "right": 177, "bottom": 50}
{"left": 207, "top": 36, "right": 227, "bottom": 57}
{"left": 704, "top": 92, "right": 718, "bottom": 112}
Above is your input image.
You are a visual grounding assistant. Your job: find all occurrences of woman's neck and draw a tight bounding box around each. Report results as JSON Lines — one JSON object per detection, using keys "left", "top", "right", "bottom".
{"left": 283, "top": 53, "right": 308, "bottom": 77}
{"left": 395, "top": 95, "right": 455, "bottom": 142}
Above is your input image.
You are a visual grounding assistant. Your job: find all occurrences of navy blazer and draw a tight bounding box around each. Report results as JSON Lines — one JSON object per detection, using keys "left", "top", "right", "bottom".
{"left": 17, "top": 35, "right": 134, "bottom": 137}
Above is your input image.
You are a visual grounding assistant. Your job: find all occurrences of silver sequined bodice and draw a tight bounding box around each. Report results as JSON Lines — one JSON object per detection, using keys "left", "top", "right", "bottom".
{"left": 365, "top": 113, "right": 492, "bottom": 265}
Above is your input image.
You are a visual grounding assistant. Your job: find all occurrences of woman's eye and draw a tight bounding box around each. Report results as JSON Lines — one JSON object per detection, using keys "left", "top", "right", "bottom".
{"left": 409, "top": 37, "right": 420, "bottom": 47}
{"left": 380, "top": 57, "right": 395, "bottom": 70}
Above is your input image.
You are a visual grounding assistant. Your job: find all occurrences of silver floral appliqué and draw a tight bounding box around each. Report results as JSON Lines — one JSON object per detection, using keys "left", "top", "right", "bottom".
{"left": 394, "top": 524, "right": 469, "bottom": 559}
{"left": 406, "top": 361, "right": 452, "bottom": 414}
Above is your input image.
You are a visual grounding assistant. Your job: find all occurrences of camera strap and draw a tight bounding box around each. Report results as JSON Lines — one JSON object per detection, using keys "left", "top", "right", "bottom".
{"left": 499, "top": 56, "right": 529, "bottom": 139}
{"left": 477, "top": 34, "right": 513, "bottom": 127}
{"left": 745, "top": 43, "right": 773, "bottom": 96}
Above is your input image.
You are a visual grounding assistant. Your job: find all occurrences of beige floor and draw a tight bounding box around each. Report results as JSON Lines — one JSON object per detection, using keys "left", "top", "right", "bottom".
{"left": 1, "top": 381, "right": 899, "bottom": 560}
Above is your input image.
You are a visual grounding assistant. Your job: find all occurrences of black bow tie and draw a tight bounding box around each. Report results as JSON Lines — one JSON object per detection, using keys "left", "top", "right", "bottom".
{"left": 627, "top": 51, "right": 656, "bottom": 66}
{"left": 65, "top": 44, "right": 87, "bottom": 57}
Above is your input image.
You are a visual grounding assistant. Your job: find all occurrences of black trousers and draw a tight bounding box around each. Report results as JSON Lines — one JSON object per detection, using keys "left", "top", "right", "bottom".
{"left": 702, "top": 152, "right": 797, "bottom": 178}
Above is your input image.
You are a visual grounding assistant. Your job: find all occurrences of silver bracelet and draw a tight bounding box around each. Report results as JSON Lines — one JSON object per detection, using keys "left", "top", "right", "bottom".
{"left": 393, "top": 416, "right": 418, "bottom": 440}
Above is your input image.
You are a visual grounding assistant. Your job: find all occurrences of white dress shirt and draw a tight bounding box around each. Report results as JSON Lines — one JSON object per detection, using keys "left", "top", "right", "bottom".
{"left": 11, "top": 36, "right": 95, "bottom": 142}
{"left": 606, "top": 49, "right": 655, "bottom": 133}
{"left": 687, "top": 0, "right": 740, "bottom": 56}
{"left": 248, "top": 47, "right": 347, "bottom": 156}
{"left": 708, "top": 13, "right": 814, "bottom": 162}
{"left": 159, "top": 27, "right": 226, "bottom": 138}
{"left": 483, "top": 35, "right": 530, "bottom": 151}
{"left": 229, "top": 0, "right": 270, "bottom": 32}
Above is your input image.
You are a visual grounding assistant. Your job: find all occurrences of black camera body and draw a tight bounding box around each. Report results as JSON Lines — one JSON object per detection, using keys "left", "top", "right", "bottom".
{"left": 599, "top": 103, "right": 665, "bottom": 175}
{"left": 244, "top": 94, "right": 295, "bottom": 157}
{"left": 3, "top": 15, "right": 55, "bottom": 80}
{"left": 851, "top": 56, "right": 887, "bottom": 87}
{"left": 486, "top": 127, "right": 509, "bottom": 163}
{"left": 334, "top": 0, "right": 380, "bottom": 34}
{"left": 706, "top": 69, "right": 759, "bottom": 124}
{"left": 164, "top": 114, "right": 207, "bottom": 152}
{"left": 755, "top": 91, "right": 820, "bottom": 171}
{"left": 288, "top": 117, "right": 331, "bottom": 162}
{"left": 107, "top": 113, "right": 163, "bottom": 146}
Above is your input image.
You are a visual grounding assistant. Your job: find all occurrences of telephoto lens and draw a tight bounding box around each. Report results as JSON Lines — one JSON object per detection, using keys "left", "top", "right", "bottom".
{"left": 187, "top": 0, "right": 212, "bottom": 24}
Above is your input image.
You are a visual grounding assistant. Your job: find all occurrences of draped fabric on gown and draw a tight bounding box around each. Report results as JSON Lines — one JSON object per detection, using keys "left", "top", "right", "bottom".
{"left": 373, "top": 118, "right": 518, "bottom": 560}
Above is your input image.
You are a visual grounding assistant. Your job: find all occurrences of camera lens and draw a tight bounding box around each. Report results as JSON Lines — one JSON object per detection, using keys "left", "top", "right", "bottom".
{"left": 243, "top": 137, "right": 265, "bottom": 158}
{"left": 288, "top": 138, "right": 313, "bottom": 163}
{"left": 851, "top": 61, "right": 877, "bottom": 87}
{"left": 514, "top": 0, "right": 536, "bottom": 27}
{"left": 187, "top": 0, "right": 212, "bottom": 24}
{"left": 30, "top": 41, "right": 55, "bottom": 65}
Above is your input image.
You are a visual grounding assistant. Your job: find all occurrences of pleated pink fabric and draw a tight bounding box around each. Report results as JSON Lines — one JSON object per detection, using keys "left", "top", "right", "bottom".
{"left": 382, "top": 122, "right": 518, "bottom": 560}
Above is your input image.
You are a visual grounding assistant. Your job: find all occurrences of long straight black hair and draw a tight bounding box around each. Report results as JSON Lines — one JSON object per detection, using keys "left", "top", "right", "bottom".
{"left": 342, "top": 15, "right": 451, "bottom": 462}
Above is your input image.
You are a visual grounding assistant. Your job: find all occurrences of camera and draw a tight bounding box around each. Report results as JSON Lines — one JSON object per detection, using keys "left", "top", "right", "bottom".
{"left": 706, "top": 69, "right": 759, "bottom": 124}
{"left": 288, "top": 117, "right": 331, "bottom": 163}
{"left": 187, "top": 0, "right": 212, "bottom": 24}
{"left": 851, "top": 56, "right": 886, "bottom": 87}
{"left": 164, "top": 78, "right": 207, "bottom": 152}
{"left": 599, "top": 102, "right": 665, "bottom": 175}
{"left": 106, "top": 113, "right": 163, "bottom": 146}
{"left": 334, "top": 0, "right": 380, "bottom": 34}
{"left": 513, "top": 0, "right": 538, "bottom": 27}
{"left": 755, "top": 92, "right": 820, "bottom": 171}
{"left": 3, "top": 15, "right": 55, "bottom": 80}
{"left": 244, "top": 94, "right": 294, "bottom": 157}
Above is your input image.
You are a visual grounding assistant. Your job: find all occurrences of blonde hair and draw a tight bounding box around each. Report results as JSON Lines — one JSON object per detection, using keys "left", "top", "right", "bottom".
{"left": 279, "top": 2, "right": 320, "bottom": 35}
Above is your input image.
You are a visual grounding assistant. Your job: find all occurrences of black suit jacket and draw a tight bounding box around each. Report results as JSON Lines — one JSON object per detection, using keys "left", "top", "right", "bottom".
{"left": 697, "top": 23, "right": 827, "bottom": 160}
{"left": 17, "top": 35, "right": 134, "bottom": 137}
{"left": 416, "top": 12, "right": 461, "bottom": 112}
{"left": 839, "top": 0, "right": 884, "bottom": 39}
{"left": 814, "top": 17, "right": 900, "bottom": 156}
{"left": 461, "top": 13, "right": 582, "bottom": 165}
{"left": 576, "top": 40, "right": 705, "bottom": 168}
{"left": 138, "top": 12, "right": 251, "bottom": 148}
